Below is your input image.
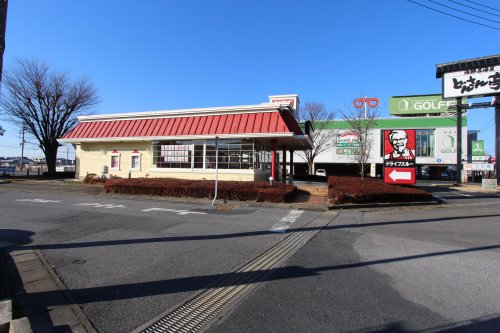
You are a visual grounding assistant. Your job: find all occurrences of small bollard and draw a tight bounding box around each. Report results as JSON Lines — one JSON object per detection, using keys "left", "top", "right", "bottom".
{"left": 269, "top": 176, "right": 274, "bottom": 186}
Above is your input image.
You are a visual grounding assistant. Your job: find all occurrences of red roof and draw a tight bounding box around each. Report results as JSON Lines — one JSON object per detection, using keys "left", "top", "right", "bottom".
{"left": 62, "top": 110, "right": 304, "bottom": 140}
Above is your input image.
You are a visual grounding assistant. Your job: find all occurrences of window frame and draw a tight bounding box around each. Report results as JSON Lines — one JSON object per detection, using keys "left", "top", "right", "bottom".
{"left": 130, "top": 150, "right": 141, "bottom": 171}
{"left": 110, "top": 151, "right": 121, "bottom": 171}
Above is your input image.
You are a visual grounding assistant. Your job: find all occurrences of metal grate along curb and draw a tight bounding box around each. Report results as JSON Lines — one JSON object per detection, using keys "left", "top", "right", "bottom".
{"left": 137, "top": 211, "right": 338, "bottom": 333}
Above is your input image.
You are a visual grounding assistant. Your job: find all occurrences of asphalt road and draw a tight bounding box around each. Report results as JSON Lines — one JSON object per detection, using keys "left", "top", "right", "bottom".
{"left": 1, "top": 181, "right": 500, "bottom": 333}
{"left": 209, "top": 188, "right": 500, "bottom": 333}
{"left": 0, "top": 181, "right": 319, "bottom": 332}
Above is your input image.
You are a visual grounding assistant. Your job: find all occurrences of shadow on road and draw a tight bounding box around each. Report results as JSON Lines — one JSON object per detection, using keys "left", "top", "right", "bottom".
{"left": 5, "top": 212, "right": 500, "bottom": 251}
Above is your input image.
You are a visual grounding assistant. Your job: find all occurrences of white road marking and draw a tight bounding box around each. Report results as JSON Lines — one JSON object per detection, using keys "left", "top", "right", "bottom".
{"left": 270, "top": 210, "right": 304, "bottom": 233}
{"left": 141, "top": 207, "right": 206, "bottom": 215}
{"left": 16, "top": 199, "right": 61, "bottom": 203}
{"left": 74, "top": 203, "right": 126, "bottom": 209}
{"left": 458, "top": 193, "right": 472, "bottom": 197}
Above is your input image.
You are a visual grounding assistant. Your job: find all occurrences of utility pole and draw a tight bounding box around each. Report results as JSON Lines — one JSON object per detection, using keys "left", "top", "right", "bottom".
{"left": 20, "top": 122, "right": 25, "bottom": 170}
{"left": 0, "top": 0, "right": 7, "bottom": 82}
{"left": 495, "top": 96, "right": 500, "bottom": 185}
{"left": 456, "top": 97, "right": 462, "bottom": 184}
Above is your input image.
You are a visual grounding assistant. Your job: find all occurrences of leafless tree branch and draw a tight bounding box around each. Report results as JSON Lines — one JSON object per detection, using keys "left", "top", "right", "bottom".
{"left": 341, "top": 101, "right": 378, "bottom": 179}
{"left": 0, "top": 59, "right": 99, "bottom": 174}
{"left": 296, "top": 102, "right": 336, "bottom": 174}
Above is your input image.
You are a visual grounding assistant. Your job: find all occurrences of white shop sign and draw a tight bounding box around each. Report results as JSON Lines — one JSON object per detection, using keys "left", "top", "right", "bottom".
{"left": 443, "top": 65, "right": 500, "bottom": 99}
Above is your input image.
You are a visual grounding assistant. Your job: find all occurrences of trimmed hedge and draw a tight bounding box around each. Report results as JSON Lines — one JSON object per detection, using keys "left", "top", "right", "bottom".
{"left": 103, "top": 178, "right": 298, "bottom": 203}
{"left": 328, "top": 176, "right": 432, "bottom": 204}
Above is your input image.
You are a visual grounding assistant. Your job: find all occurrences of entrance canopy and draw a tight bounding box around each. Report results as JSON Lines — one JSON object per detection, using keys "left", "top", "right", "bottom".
{"left": 60, "top": 100, "right": 312, "bottom": 151}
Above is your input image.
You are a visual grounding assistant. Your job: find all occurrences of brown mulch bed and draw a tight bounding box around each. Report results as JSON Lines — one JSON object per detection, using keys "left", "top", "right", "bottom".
{"left": 328, "top": 176, "right": 433, "bottom": 205}
{"left": 103, "top": 177, "right": 298, "bottom": 203}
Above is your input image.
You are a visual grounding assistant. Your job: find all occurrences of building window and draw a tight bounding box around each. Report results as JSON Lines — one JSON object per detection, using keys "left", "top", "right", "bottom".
{"left": 110, "top": 150, "right": 120, "bottom": 170}
{"left": 152, "top": 139, "right": 259, "bottom": 170}
{"left": 131, "top": 150, "right": 141, "bottom": 170}
{"left": 416, "top": 129, "right": 435, "bottom": 157}
{"left": 153, "top": 140, "right": 193, "bottom": 168}
{"left": 205, "top": 139, "right": 255, "bottom": 169}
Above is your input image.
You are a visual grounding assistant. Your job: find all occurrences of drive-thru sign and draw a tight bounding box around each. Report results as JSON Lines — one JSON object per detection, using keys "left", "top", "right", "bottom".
{"left": 383, "top": 129, "right": 416, "bottom": 185}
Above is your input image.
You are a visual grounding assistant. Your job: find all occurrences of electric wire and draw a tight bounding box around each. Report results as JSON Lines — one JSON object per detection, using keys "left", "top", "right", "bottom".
{"left": 427, "top": 0, "right": 500, "bottom": 23}
{"left": 448, "top": 0, "right": 500, "bottom": 17}
{"left": 465, "top": 0, "right": 500, "bottom": 12}
{"left": 407, "top": 0, "right": 500, "bottom": 30}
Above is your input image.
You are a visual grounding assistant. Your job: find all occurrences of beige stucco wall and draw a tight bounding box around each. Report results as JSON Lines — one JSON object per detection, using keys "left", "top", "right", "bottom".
{"left": 76, "top": 141, "right": 270, "bottom": 181}
{"left": 77, "top": 142, "right": 153, "bottom": 179}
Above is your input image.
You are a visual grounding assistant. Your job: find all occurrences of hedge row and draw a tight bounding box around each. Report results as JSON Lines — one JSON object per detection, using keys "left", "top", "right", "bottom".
{"left": 103, "top": 178, "right": 298, "bottom": 203}
{"left": 328, "top": 176, "right": 432, "bottom": 204}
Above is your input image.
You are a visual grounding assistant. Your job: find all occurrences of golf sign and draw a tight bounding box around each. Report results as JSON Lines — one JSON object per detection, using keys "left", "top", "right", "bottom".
{"left": 383, "top": 129, "right": 416, "bottom": 185}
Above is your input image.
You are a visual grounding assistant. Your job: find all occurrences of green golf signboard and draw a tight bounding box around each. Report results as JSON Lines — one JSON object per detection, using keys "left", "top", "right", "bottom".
{"left": 471, "top": 140, "right": 485, "bottom": 161}
{"left": 389, "top": 94, "right": 464, "bottom": 116}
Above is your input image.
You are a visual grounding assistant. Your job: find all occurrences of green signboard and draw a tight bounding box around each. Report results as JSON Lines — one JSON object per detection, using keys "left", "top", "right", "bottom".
{"left": 471, "top": 140, "right": 484, "bottom": 157}
{"left": 336, "top": 131, "right": 359, "bottom": 155}
{"left": 389, "top": 94, "right": 464, "bottom": 115}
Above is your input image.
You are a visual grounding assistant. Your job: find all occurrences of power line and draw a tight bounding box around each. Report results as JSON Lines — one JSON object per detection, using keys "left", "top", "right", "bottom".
{"left": 427, "top": 0, "right": 500, "bottom": 23}
{"left": 465, "top": 0, "right": 500, "bottom": 12}
{"left": 407, "top": 0, "right": 500, "bottom": 30}
{"left": 449, "top": 0, "right": 500, "bottom": 17}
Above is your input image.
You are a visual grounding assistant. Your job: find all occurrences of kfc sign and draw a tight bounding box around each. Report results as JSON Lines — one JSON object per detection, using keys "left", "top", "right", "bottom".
{"left": 383, "top": 129, "right": 416, "bottom": 185}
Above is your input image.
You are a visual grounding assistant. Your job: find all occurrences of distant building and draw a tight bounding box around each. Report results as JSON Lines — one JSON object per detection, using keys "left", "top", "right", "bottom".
{"left": 292, "top": 94, "right": 475, "bottom": 181}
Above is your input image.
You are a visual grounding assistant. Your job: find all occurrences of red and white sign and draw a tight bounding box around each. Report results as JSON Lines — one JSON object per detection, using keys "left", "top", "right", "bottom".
{"left": 269, "top": 94, "right": 299, "bottom": 113}
{"left": 384, "top": 168, "right": 416, "bottom": 185}
{"left": 383, "top": 129, "right": 416, "bottom": 185}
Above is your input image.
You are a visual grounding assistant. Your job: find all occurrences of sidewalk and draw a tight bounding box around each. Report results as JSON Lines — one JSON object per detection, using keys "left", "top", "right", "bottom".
{"left": 0, "top": 246, "right": 96, "bottom": 333}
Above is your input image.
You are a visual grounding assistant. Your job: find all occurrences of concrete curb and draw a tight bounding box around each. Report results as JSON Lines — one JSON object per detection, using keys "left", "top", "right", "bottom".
{"left": 2, "top": 247, "right": 97, "bottom": 333}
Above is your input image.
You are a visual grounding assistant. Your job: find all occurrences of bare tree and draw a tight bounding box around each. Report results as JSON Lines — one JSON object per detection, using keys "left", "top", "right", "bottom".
{"left": 296, "top": 102, "right": 336, "bottom": 174}
{"left": 341, "top": 102, "right": 378, "bottom": 179}
{"left": 0, "top": 59, "right": 98, "bottom": 174}
{"left": 0, "top": 125, "right": 4, "bottom": 136}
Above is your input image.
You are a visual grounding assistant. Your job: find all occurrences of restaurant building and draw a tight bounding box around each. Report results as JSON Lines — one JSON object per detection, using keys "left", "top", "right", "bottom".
{"left": 59, "top": 95, "right": 313, "bottom": 181}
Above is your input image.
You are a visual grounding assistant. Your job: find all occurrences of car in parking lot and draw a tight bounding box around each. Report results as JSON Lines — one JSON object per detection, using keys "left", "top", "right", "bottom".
{"left": 315, "top": 169, "right": 327, "bottom": 177}
{"left": 440, "top": 171, "right": 450, "bottom": 180}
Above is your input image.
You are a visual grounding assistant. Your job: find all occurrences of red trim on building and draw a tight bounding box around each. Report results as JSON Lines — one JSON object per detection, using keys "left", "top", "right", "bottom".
{"left": 63, "top": 110, "right": 305, "bottom": 140}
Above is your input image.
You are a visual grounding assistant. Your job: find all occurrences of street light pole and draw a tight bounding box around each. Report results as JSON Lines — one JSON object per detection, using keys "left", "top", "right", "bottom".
{"left": 212, "top": 136, "right": 219, "bottom": 206}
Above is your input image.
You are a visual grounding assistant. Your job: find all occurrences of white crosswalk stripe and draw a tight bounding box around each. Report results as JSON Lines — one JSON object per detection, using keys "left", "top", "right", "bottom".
{"left": 142, "top": 208, "right": 206, "bottom": 215}
{"left": 74, "top": 203, "right": 126, "bottom": 209}
{"left": 16, "top": 199, "right": 61, "bottom": 203}
{"left": 269, "top": 209, "right": 304, "bottom": 233}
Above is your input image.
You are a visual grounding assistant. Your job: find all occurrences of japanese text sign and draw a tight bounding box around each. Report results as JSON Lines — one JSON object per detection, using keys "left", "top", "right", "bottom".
{"left": 443, "top": 66, "right": 500, "bottom": 99}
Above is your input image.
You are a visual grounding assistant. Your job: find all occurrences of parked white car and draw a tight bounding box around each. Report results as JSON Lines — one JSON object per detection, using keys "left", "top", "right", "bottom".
{"left": 315, "top": 169, "right": 327, "bottom": 177}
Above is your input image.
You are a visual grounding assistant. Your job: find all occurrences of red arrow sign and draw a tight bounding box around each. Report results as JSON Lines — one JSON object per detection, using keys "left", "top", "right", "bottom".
{"left": 384, "top": 167, "right": 415, "bottom": 185}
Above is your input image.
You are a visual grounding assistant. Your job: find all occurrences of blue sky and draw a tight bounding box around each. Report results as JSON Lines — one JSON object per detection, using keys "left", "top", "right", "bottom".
{"left": 1, "top": 0, "right": 499, "bottom": 158}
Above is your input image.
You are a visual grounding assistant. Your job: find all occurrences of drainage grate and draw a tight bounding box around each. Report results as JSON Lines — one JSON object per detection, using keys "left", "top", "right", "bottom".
{"left": 136, "top": 211, "right": 338, "bottom": 333}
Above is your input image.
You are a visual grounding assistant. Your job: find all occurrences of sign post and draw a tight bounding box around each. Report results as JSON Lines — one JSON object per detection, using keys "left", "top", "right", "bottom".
{"left": 211, "top": 136, "right": 219, "bottom": 206}
{"left": 436, "top": 55, "right": 500, "bottom": 185}
{"left": 383, "top": 129, "right": 416, "bottom": 185}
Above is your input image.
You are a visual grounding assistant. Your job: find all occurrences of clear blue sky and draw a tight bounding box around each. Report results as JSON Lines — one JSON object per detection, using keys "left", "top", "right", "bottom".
{"left": 1, "top": 0, "right": 499, "bottom": 158}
